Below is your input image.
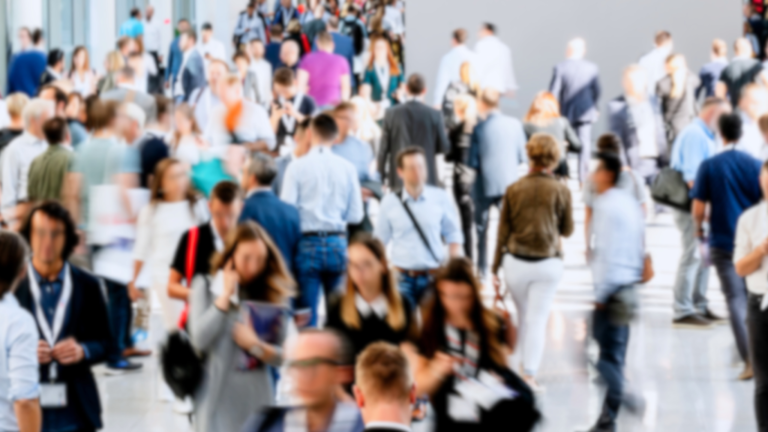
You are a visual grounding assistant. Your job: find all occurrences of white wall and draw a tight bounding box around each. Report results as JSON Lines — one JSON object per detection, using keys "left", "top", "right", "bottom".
{"left": 89, "top": 0, "right": 116, "bottom": 74}
{"left": 406, "top": 0, "right": 742, "bottom": 133}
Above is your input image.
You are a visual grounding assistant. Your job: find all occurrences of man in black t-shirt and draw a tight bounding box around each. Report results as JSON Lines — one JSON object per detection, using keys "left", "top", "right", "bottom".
{"left": 168, "top": 181, "right": 242, "bottom": 300}
{"left": 716, "top": 37, "right": 768, "bottom": 107}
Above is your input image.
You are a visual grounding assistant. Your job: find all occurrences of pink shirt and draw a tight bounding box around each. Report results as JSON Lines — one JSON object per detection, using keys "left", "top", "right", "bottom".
{"left": 298, "top": 51, "right": 350, "bottom": 107}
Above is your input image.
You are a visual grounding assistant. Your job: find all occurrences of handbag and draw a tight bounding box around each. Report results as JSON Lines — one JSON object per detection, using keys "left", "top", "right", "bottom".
{"left": 606, "top": 285, "right": 639, "bottom": 326}
{"left": 641, "top": 253, "right": 654, "bottom": 284}
{"left": 650, "top": 167, "right": 691, "bottom": 212}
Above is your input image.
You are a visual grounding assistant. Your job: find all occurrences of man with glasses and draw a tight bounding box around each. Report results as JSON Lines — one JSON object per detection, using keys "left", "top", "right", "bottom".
{"left": 240, "top": 329, "right": 364, "bottom": 432}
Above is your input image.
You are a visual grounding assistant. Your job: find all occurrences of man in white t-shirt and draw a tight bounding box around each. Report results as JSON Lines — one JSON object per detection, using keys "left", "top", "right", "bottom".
{"left": 198, "top": 22, "right": 227, "bottom": 67}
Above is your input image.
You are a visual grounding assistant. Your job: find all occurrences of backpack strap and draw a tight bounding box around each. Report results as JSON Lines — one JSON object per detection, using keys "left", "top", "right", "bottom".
{"left": 185, "top": 226, "right": 200, "bottom": 287}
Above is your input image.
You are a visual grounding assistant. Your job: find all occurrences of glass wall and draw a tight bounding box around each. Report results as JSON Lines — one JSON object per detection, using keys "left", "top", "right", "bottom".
{"left": 173, "top": 0, "right": 195, "bottom": 30}
{"left": 44, "top": 0, "right": 89, "bottom": 65}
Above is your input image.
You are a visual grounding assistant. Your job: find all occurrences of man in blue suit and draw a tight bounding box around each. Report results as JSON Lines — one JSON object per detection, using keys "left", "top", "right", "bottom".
{"left": 265, "top": 24, "right": 285, "bottom": 72}
{"left": 16, "top": 201, "right": 112, "bottom": 432}
{"left": 469, "top": 88, "right": 528, "bottom": 277}
{"left": 164, "top": 19, "right": 191, "bottom": 91}
{"left": 314, "top": 17, "right": 356, "bottom": 89}
{"left": 240, "top": 152, "right": 302, "bottom": 276}
{"left": 7, "top": 30, "right": 46, "bottom": 96}
{"left": 174, "top": 30, "right": 206, "bottom": 102}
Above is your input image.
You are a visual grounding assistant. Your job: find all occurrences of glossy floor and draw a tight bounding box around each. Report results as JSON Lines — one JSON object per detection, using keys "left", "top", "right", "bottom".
{"left": 95, "top": 176, "right": 757, "bottom": 432}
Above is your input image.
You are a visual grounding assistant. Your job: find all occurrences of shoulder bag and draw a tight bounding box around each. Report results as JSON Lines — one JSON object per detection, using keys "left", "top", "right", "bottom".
{"left": 650, "top": 167, "right": 691, "bottom": 212}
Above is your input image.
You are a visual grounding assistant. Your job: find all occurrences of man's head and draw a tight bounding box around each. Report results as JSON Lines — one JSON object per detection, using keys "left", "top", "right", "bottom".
{"left": 396, "top": 146, "right": 427, "bottom": 189}
{"left": 117, "top": 36, "right": 137, "bottom": 57}
{"left": 739, "top": 83, "right": 768, "bottom": 120}
{"left": 247, "top": 0, "right": 257, "bottom": 12}
{"left": 5, "top": 93, "right": 29, "bottom": 124}
{"left": 86, "top": 99, "right": 118, "bottom": 131}
{"left": 209, "top": 181, "right": 243, "bottom": 239}
{"left": 711, "top": 38, "right": 727, "bottom": 60}
{"left": 270, "top": 24, "right": 284, "bottom": 42}
{"left": 31, "top": 29, "right": 44, "bottom": 47}
{"left": 273, "top": 67, "right": 298, "bottom": 99}
{"left": 316, "top": 30, "right": 335, "bottom": 53}
{"left": 177, "top": 19, "right": 191, "bottom": 33}
{"left": 332, "top": 102, "right": 357, "bottom": 141}
{"left": 718, "top": 112, "right": 743, "bottom": 145}
{"left": 405, "top": 74, "right": 426, "bottom": 98}
{"left": 42, "top": 117, "right": 69, "bottom": 146}
{"left": 18, "top": 27, "right": 31, "bottom": 50}
{"left": 280, "top": 40, "right": 300, "bottom": 67}
{"left": 20, "top": 201, "right": 78, "bottom": 266}
{"left": 735, "top": 37, "right": 754, "bottom": 58}
{"left": 479, "top": 22, "right": 495, "bottom": 38}
{"left": 153, "top": 95, "right": 172, "bottom": 130}
{"left": 310, "top": 114, "right": 339, "bottom": 146}
{"left": 294, "top": 118, "right": 313, "bottom": 156}
{"left": 591, "top": 152, "right": 621, "bottom": 195}
{"left": 327, "top": 16, "right": 340, "bottom": 32}
{"left": 566, "top": 38, "right": 586, "bottom": 60}
{"left": 48, "top": 49, "right": 65, "bottom": 73}
{"left": 596, "top": 133, "right": 621, "bottom": 155}
{"left": 280, "top": 0, "right": 292, "bottom": 8}
{"left": 206, "top": 59, "right": 230, "bottom": 93}
{"left": 477, "top": 87, "right": 500, "bottom": 114}
{"left": 0, "top": 231, "right": 28, "bottom": 300}
{"left": 526, "top": 133, "right": 561, "bottom": 170}
{"left": 201, "top": 22, "right": 213, "bottom": 43}
{"left": 218, "top": 75, "right": 245, "bottom": 106}
{"left": 233, "top": 51, "right": 251, "bottom": 77}
{"left": 116, "top": 66, "right": 136, "bottom": 86}
{"left": 245, "top": 152, "right": 278, "bottom": 191}
{"left": 655, "top": 30, "right": 672, "bottom": 49}
{"left": 130, "top": 7, "right": 141, "bottom": 20}
{"left": 38, "top": 85, "right": 67, "bottom": 117}
{"left": 146, "top": 5, "right": 154, "bottom": 20}
{"left": 288, "top": 329, "right": 348, "bottom": 409}
{"left": 23, "top": 99, "right": 55, "bottom": 138}
{"left": 117, "top": 102, "right": 146, "bottom": 144}
{"left": 452, "top": 28, "right": 467, "bottom": 47}
{"left": 249, "top": 38, "right": 266, "bottom": 60}
{"left": 353, "top": 342, "right": 415, "bottom": 425}
{"left": 180, "top": 30, "right": 197, "bottom": 51}
{"left": 699, "top": 97, "right": 731, "bottom": 131}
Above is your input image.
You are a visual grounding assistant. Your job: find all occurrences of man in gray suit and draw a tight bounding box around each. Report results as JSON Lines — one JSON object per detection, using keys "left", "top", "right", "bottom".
{"left": 549, "top": 38, "right": 601, "bottom": 182}
{"left": 378, "top": 74, "right": 450, "bottom": 189}
{"left": 469, "top": 88, "right": 527, "bottom": 276}
{"left": 101, "top": 66, "right": 158, "bottom": 123}
{"left": 174, "top": 29, "right": 206, "bottom": 103}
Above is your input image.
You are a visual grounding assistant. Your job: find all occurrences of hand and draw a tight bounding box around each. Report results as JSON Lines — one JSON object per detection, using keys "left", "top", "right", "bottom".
{"left": 759, "top": 237, "right": 768, "bottom": 255}
{"left": 293, "top": 309, "right": 311, "bottom": 328}
{"left": 594, "top": 302, "right": 606, "bottom": 310}
{"left": 128, "top": 281, "right": 143, "bottom": 302}
{"left": 232, "top": 321, "right": 260, "bottom": 352}
{"left": 284, "top": 101, "right": 296, "bottom": 117}
{"left": 431, "top": 352, "right": 455, "bottom": 379}
{"left": 222, "top": 260, "right": 239, "bottom": 299}
{"left": 51, "top": 338, "right": 85, "bottom": 365}
{"left": 492, "top": 275, "right": 501, "bottom": 292}
{"left": 38, "top": 340, "right": 52, "bottom": 365}
{"left": 361, "top": 187, "right": 374, "bottom": 200}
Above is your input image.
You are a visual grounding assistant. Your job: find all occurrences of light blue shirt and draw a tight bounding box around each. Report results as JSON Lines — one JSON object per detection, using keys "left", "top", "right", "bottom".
{"left": 332, "top": 136, "right": 378, "bottom": 183}
{"left": 281, "top": 145, "right": 364, "bottom": 232}
{"left": 118, "top": 18, "right": 144, "bottom": 38}
{"left": 375, "top": 186, "right": 464, "bottom": 270}
{"left": 0, "top": 294, "right": 40, "bottom": 432}
{"left": 670, "top": 118, "right": 716, "bottom": 183}
{"left": 591, "top": 188, "right": 645, "bottom": 302}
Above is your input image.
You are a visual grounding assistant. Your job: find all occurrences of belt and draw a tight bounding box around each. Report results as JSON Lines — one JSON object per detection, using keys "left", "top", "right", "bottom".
{"left": 395, "top": 267, "right": 438, "bottom": 278}
{"left": 302, "top": 231, "right": 346, "bottom": 237}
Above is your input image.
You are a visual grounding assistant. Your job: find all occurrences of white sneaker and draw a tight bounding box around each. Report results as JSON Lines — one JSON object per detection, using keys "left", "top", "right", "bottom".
{"left": 173, "top": 397, "right": 193, "bottom": 414}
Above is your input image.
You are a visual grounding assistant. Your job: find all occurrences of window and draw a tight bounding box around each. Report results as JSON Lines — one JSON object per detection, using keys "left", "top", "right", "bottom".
{"left": 173, "top": 0, "right": 195, "bottom": 30}
{"left": 44, "top": 0, "right": 89, "bottom": 64}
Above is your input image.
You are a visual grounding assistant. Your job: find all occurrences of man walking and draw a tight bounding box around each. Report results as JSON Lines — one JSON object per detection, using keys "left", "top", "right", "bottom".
{"left": 474, "top": 23, "right": 518, "bottom": 96}
{"left": 433, "top": 28, "right": 477, "bottom": 107}
{"left": 174, "top": 30, "right": 206, "bottom": 103}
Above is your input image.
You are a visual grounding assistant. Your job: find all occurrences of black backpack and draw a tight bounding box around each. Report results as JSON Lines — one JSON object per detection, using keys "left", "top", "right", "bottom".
{"left": 161, "top": 330, "right": 204, "bottom": 399}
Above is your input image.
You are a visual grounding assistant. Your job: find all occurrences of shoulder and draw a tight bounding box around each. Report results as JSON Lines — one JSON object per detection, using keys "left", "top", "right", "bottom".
{"left": 740, "top": 201, "right": 764, "bottom": 224}
{"left": 69, "top": 265, "right": 102, "bottom": 292}
{"left": 380, "top": 191, "right": 401, "bottom": 208}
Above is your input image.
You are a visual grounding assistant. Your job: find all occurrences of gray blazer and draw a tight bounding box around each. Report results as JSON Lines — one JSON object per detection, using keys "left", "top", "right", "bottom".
{"left": 100, "top": 87, "right": 158, "bottom": 123}
{"left": 469, "top": 112, "right": 528, "bottom": 198}
{"left": 188, "top": 275, "right": 286, "bottom": 432}
{"left": 181, "top": 50, "right": 206, "bottom": 102}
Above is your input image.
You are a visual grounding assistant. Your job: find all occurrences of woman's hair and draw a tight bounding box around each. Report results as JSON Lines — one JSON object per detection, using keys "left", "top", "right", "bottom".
{"left": 420, "top": 258, "right": 506, "bottom": 367}
{"left": 5, "top": 92, "right": 29, "bottom": 119}
{"left": 210, "top": 221, "right": 295, "bottom": 304}
{"left": 524, "top": 91, "right": 561, "bottom": 126}
{"left": 526, "top": 133, "right": 561, "bottom": 169}
{"left": 340, "top": 234, "right": 406, "bottom": 331}
{"left": 70, "top": 46, "right": 90, "bottom": 73}
{"left": 149, "top": 158, "right": 198, "bottom": 207}
{"left": 666, "top": 53, "right": 688, "bottom": 99}
{"left": 596, "top": 133, "right": 622, "bottom": 155}
{"left": 170, "top": 103, "right": 201, "bottom": 148}
{"left": 104, "top": 50, "right": 125, "bottom": 73}
{"left": 458, "top": 61, "right": 479, "bottom": 94}
{"left": 453, "top": 94, "right": 478, "bottom": 129}
{"left": 367, "top": 37, "right": 401, "bottom": 75}
{"left": 286, "top": 18, "right": 302, "bottom": 34}
{"left": 0, "top": 230, "right": 28, "bottom": 299}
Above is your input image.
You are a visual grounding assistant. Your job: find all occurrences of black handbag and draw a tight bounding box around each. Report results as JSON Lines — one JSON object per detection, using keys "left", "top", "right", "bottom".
{"left": 650, "top": 167, "right": 691, "bottom": 212}
{"left": 161, "top": 330, "right": 204, "bottom": 399}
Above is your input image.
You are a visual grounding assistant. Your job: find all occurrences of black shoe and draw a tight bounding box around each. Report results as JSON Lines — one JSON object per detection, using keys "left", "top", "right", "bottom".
{"left": 577, "top": 425, "right": 616, "bottom": 432}
{"left": 673, "top": 314, "right": 714, "bottom": 329}
{"left": 701, "top": 308, "right": 727, "bottom": 324}
{"left": 106, "top": 359, "right": 143, "bottom": 375}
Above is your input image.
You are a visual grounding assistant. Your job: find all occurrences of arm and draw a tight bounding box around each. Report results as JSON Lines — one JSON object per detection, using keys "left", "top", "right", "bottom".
{"left": 563, "top": 120, "right": 582, "bottom": 152}
{"left": 297, "top": 69, "right": 310, "bottom": 95}
{"left": 548, "top": 66, "right": 562, "bottom": 102}
{"left": 14, "top": 399, "right": 41, "bottom": 432}
{"left": 441, "top": 192, "right": 465, "bottom": 257}
{"left": 1, "top": 146, "right": 18, "bottom": 215}
{"left": 734, "top": 214, "right": 767, "bottom": 277}
{"left": 168, "top": 269, "right": 190, "bottom": 301}
{"left": 62, "top": 172, "right": 82, "bottom": 226}
{"left": 377, "top": 113, "right": 392, "bottom": 185}
{"left": 591, "top": 73, "right": 601, "bottom": 107}
{"left": 188, "top": 275, "right": 230, "bottom": 353}
{"left": 714, "top": 81, "right": 728, "bottom": 99}
{"left": 254, "top": 106, "right": 277, "bottom": 151}
{"left": 373, "top": 196, "right": 393, "bottom": 245}
{"left": 9, "top": 318, "right": 41, "bottom": 432}
{"left": 584, "top": 205, "right": 593, "bottom": 256}
{"left": 345, "top": 174, "right": 364, "bottom": 224}
{"left": 340, "top": 74, "right": 351, "bottom": 101}
{"left": 560, "top": 188, "right": 575, "bottom": 238}
{"left": 279, "top": 163, "right": 299, "bottom": 205}
{"left": 130, "top": 207, "right": 152, "bottom": 294}
{"left": 692, "top": 199, "right": 707, "bottom": 236}
{"left": 116, "top": 173, "right": 139, "bottom": 219}
{"left": 435, "top": 111, "right": 450, "bottom": 155}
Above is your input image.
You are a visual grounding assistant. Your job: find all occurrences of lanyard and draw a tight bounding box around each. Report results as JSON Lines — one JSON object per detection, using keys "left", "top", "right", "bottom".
{"left": 281, "top": 93, "right": 303, "bottom": 133}
{"left": 27, "top": 262, "right": 73, "bottom": 381}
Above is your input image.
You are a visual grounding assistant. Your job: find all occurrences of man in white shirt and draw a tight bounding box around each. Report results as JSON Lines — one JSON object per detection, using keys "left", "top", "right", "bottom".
{"left": 638, "top": 31, "right": 673, "bottom": 96}
{"left": 734, "top": 160, "right": 768, "bottom": 429}
{"left": 1, "top": 99, "right": 54, "bottom": 227}
{"left": 737, "top": 84, "right": 768, "bottom": 158}
{"left": 432, "top": 28, "right": 477, "bottom": 107}
{"left": 248, "top": 38, "right": 274, "bottom": 109}
{"left": 198, "top": 22, "right": 227, "bottom": 67}
{"left": 143, "top": 6, "right": 163, "bottom": 69}
{"left": 190, "top": 59, "right": 228, "bottom": 136}
{"left": 474, "top": 23, "right": 518, "bottom": 97}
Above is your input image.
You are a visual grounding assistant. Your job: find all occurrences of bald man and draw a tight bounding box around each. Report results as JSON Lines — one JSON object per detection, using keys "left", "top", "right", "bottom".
{"left": 549, "top": 37, "right": 601, "bottom": 182}
{"left": 716, "top": 37, "right": 768, "bottom": 107}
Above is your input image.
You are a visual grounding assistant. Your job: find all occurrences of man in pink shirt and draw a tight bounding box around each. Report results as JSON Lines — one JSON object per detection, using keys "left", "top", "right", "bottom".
{"left": 297, "top": 31, "right": 351, "bottom": 107}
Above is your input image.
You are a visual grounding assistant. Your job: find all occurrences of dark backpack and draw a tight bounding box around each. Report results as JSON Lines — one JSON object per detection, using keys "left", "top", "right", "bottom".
{"left": 161, "top": 330, "right": 203, "bottom": 399}
{"left": 341, "top": 19, "right": 365, "bottom": 55}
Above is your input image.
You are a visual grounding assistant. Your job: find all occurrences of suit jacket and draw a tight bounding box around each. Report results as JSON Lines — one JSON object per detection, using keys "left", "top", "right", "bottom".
{"left": 378, "top": 100, "right": 449, "bottom": 188}
{"left": 608, "top": 95, "right": 668, "bottom": 170}
{"left": 181, "top": 50, "right": 206, "bottom": 102}
{"left": 265, "top": 42, "right": 283, "bottom": 72}
{"left": 101, "top": 87, "right": 158, "bottom": 123}
{"left": 15, "top": 264, "right": 111, "bottom": 430}
{"left": 469, "top": 112, "right": 528, "bottom": 198}
{"left": 239, "top": 190, "right": 302, "bottom": 274}
{"left": 165, "top": 37, "right": 183, "bottom": 83}
{"left": 549, "top": 58, "right": 601, "bottom": 125}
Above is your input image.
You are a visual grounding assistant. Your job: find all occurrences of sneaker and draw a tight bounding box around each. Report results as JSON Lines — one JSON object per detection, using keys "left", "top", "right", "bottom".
{"left": 673, "top": 314, "right": 714, "bottom": 329}
{"left": 739, "top": 363, "right": 754, "bottom": 381}
{"left": 701, "top": 309, "right": 727, "bottom": 324}
{"left": 105, "top": 359, "right": 143, "bottom": 375}
{"left": 173, "top": 397, "right": 193, "bottom": 414}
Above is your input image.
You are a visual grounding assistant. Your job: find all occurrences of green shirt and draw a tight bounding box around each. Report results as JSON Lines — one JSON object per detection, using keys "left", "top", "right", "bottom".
{"left": 27, "top": 145, "right": 74, "bottom": 202}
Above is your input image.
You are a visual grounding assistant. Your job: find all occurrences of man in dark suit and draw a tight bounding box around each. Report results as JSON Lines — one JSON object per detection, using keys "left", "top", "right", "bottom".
{"left": 353, "top": 342, "right": 415, "bottom": 432}
{"left": 174, "top": 29, "right": 206, "bottom": 103}
{"left": 265, "top": 24, "right": 285, "bottom": 72}
{"left": 16, "top": 201, "right": 112, "bottom": 432}
{"left": 164, "top": 19, "right": 190, "bottom": 90}
{"left": 549, "top": 38, "right": 601, "bottom": 183}
{"left": 240, "top": 153, "right": 302, "bottom": 274}
{"left": 378, "top": 74, "right": 450, "bottom": 189}
{"left": 697, "top": 39, "right": 729, "bottom": 99}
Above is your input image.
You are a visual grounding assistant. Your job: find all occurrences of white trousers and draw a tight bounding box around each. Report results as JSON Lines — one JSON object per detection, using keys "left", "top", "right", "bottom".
{"left": 502, "top": 254, "right": 563, "bottom": 377}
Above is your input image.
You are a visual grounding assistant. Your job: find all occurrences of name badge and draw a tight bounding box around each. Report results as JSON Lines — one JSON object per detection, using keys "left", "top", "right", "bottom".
{"left": 40, "top": 383, "right": 67, "bottom": 408}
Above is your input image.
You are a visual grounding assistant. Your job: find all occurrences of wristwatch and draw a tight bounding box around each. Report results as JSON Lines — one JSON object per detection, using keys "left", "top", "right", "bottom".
{"left": 248, "top": 343, "right": 265, "bottom": 359}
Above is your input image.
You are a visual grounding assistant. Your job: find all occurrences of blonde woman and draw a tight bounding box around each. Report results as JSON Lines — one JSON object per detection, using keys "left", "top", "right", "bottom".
{"left": 523, "top": 91, "right": 581, "bottom": 179}
{"left": 69, "top": 46, "right": 96, "bottom": 96}
{"left": 442, "top": 60, "right": 478, "bottom": 128}
{"left": 326, "top": 234, "right": 417, "bottom": 360}
{"left": 97, "top": 51, "right": 125, "bottom": 94}
{"left": 657, "top": 53, "right": 700, "bottom": 144}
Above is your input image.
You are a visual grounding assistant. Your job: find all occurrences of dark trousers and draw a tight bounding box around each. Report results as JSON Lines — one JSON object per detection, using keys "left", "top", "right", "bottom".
{"left": 710, "top": 248, "right": 750, "bottom": 362}
{"left": 593, "top": 306, "right": 630, "bottom": 428}
{"left": 475, "top": 195, "right": 502, "bottom": 276}
{"left": 104, "top": 278, "right": 132, "bottom": 364}
{"left": 748, "top": 293, "right": 768, "bottom": 432}
{"left": 295, "top": 235, "right": 347, "bottom": 327}
{"left": 453, "top": 176, "right": 474, "bottom": 260}
{"left": 575, "top": 122, "right": 593, "bottom": 183}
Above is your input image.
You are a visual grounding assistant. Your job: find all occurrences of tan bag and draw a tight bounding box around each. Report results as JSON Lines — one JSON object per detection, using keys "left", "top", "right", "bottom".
{"left": 641, "top": 253, "right": 654, "bottom": 284}
{"left": 493, "top": 288, "right": 518, "bottom": 353}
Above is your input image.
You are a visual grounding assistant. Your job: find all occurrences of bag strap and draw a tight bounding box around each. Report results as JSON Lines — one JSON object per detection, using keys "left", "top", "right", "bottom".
{"left": 185, "top": 226, "right": 200, "bottom": 287}
{"left": 397, "top": 190, "right": 440, "bottom": 264}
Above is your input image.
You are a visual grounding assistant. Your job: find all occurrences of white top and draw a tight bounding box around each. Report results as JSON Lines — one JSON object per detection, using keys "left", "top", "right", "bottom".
{"left": 433, "top": 44, "right": 477, "bottom": 106}
{"left": 204, "top": 100, "right": 276, "bottom": 150}
{"left": 249, "top": 59, "right": 274, "bottom": 109}
{"left": 737, "top": 111, "right": 763, "bottom": 159}
{"left": 174, "top": 50, "right": 192, "bottom": 97}
{"left": 199, "top": 38, "right": 227, "bottom": 65}
{"left": 0, "top": 294, "right": 40, "bottom": 432}
{"left": 383, "top": 6, "right": 404, "bottom": 35}
{"left": 638, "top": 45, "right": 673, "bottom": 95}
{"left": 734, "top": 200, "right": 768, "bottom": 295}
{"left": 143, "top": 17, "right": 163, "bottom": 53}
{"left": 191, "top": 87, "right": 221, "bottom": 136}
{"left": 172, "top": 135, "right": 203, "bottom": 167}
{"left": 1, "top": 132, "right": 48, "bottom": 214}
{"left": 133, "top": 200, "right": 209, "bottom": 286}
{"left": 355, "top": 293, "right": 388, "bottom": 319}
{"left": 475, "top": 35, "right": 518, "bottom": 93}
{"left": 70, "top": 70, "right": 96, "bottom": 97}
{"left": 365, "top": 422, "right": 411, "bottom": 432}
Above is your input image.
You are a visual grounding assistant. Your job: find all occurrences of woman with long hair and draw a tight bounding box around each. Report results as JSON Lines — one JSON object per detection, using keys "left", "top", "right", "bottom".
{"left": 169, "top": 103, "right": 208, "bottom": 168}
{"left": 69, "top": 46, "right": 96, "bottom": 97}
{"left": 442, "top": 61, "right": 479, "bottom": 127}
{"left": 362, "top": 37, "right": 403, "bottom": 106}
{"left": 491, "top": 134, "right": 573, "bottom": 392}
{"left": 446, "top": 94, "right": 477, "bottom": 259}
{"left": 409, "top": 258, "right": 540, "bottom": 431}
{"left": 656, "top": 53, "right": 700, "bottom": 144}
{"left": 326, "top": 234, "right": 417, "bottom": 359}
{"left": 523, "top": 91, "right": 581, "bottom": 179}
{"left": 189, "top": 221, "right": 295, "bottom": 432}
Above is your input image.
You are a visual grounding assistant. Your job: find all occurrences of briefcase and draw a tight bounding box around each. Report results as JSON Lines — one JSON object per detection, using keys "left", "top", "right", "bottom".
{"left": 650, "top": 167, "right": 691, "bottom": 212}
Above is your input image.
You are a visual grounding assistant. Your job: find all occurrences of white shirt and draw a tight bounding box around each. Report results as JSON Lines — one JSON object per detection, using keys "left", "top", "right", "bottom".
{"left": 734, "top": 200, "right": 768, "bottom": 295}
{"left": 210, "top": 220, "right": 224, "bottom": 252}
{"left": 0, "top": 294, "right": 40, "bottom": 432}
{"left": 1, "top": 132, "right": 48, "bottom": 214}
{"left": 199, "top": 38, "right": 227, "bottom": 65}
{"left": 475, "top": 35, "right": 518, "bottom": 94}
{"left": 737, "top": 111, "right": 763, "bottom": 159}
{"left": 638, "top": 45, "right": 673, "bottom": 95}
{"left": 143, "top": 17, "right": 163, "bottom": 53}
{"left": 355, "top": 293, "right": 388, "bottom": 319}
{"left": 250, "top": 59, "right": 274, "bottom": 109}
{"left": 365, "top": 422, "right": 411, "bottom": 432}
{"left": 191, "top": 87, "right": 221, "bottom": 136}
{"left": 433, "top": 44, "right": 477, "bottom": 106}
{"left": 70, "top": 70, "right": 96, "bottom": 97}
{"left": 204, "top": 100, "right": 276, "bottom": 150}
{"left": 383, "top": 6, "right": 404, "bottom": 35}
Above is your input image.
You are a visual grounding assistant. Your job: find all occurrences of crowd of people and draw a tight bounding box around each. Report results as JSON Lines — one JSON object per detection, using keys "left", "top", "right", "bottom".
{"left": 2, "top": 1, "right": 768, "bottom": 431}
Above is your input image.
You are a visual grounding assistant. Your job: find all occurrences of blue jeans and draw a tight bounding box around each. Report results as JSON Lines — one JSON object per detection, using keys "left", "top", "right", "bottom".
{"left": 296, "top": 235, "right": 348, "bottom": 327}
{"left": 104, "top": 278, "right": 132, "bottom": 365}
{"left": 397, "top": 272, "right": 433, "bottom": 306}
{"left": 592, "top": 305, "right": 630, "bottom": 428}
{"left": 710, "top": 247, "right": 750, "bottom": 362}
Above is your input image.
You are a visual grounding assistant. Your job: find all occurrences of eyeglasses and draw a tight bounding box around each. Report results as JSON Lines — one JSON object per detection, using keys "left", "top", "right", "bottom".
{"left": 286, "top": 357, "right": 341, "bottom": 378}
